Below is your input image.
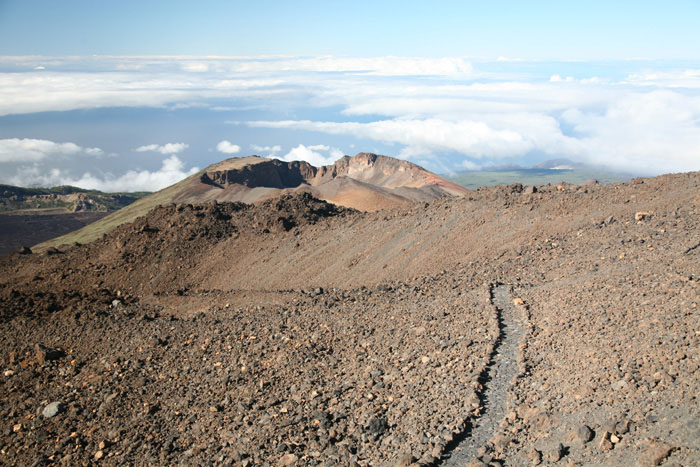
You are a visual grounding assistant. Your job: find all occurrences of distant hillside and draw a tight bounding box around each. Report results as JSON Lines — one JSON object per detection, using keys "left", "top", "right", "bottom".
{"left": 34, "top": 153, "right": 468, "bottom": 251}
{"left": 445, "top": 167, "right": 631, "bottom": 190}
{"left": 0, "top": 184, "right": 150, "bottom": 213}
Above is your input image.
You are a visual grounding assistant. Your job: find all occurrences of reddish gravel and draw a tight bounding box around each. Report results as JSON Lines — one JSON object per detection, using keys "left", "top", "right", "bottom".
{"left": 1, "top": 172, "right": 699, "bottom": 465}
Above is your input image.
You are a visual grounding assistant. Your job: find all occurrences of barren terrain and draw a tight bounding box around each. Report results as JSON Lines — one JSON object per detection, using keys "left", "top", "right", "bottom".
{"left": 0, "top": 212, "right": 109, "bottom": 258}
{"left": 1, "top": 169, "right": 698, "bottom": 466}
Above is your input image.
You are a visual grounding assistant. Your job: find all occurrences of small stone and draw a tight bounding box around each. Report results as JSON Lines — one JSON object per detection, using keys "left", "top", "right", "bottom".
{"left": 612, "top": 380, "right": 628, "bottom": 392}
{"left": 526, "top": 448, "right": 542, "bottom": 465}
{"left": 635, "top": 211, "right": 652, "bottom": 222}
{"left": 602, "top": 418, "right": 618, "bottom": 434}
{"left": 313, "top": 287, "right": 323, "bottom": 296}
{"left": 610, "top": 434, "right": 620, "bottom": 443}
{"left": 544, "top": 443, "right": 564, "bottom": 462}
{"left": 576, "top": 424, "right": 594, "bottom": 443}
{"left": 94, "top": 451, "right": 104, "bottom": 460}
{"left": 367, "top": 416, "right": 388, "bottom": 437}
{"left": 35, "top": 344, "right": 64, "bottom": 365}
{"left": 394, "top": 453, "right": 415, "bottom": 467}
{"left": 513, "top": 297, "right": 525, "bottom": 306}
{"left": 493, "top": 434, "right": 510, "bottom": 449}
{"left": 615, "top": 419, "right": 631, "bottom": 435}
{"left": 638, "top": 441, "right": 673, "bottom": 466}
{"left": 477, "top": 445, "right": 492, "bottom": 457}
{"left": 599, "top": 433, "right": 614, "bottom": 452}
{"left": 467, "top": 458, "right": 487, "bottom": 467}
{"left": 112, "top": 299, "right": 122, "bottom": 308}
{"left": 18, "top": 246, "right": 32, "bottom": 254}
{"left": 279, "top": 453, "right": 299, "bottom": 465}
{"left": 12, "top": 423, "right": 22, "bottom": 432}
{"left": 42, "top": 401, "right": 64, "bottom": 418}
{"left": 98, "top": 440, "right": 108, "bottom": 450}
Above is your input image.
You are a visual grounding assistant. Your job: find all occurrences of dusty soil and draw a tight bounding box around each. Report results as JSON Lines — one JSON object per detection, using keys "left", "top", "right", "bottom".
{"left": 1, "top": 173, "right": 699, "bottom": 466}
{"left": 0, "top": 212, "right": 109, "bottom": 258}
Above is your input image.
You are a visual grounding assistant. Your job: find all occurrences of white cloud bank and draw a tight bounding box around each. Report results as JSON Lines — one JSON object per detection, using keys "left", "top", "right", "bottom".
{"left": 0, "top": 138, "right": 103, "bottom": 162}
{"left": 216, "top": 140, "right": 240, "bottom": 154}
{"left": 281, "top": 144, "right": 344, "bottom": 167}
{"left": 246, "top": 84, "right": 700, "bottom": 174}
{"left": 250, "top": 145, "right": 281, "bottom": 157}
{"left": 1, "top": 56, "right": 700, "bottom": 175}
{"left": 4, "top": 155, "right": 199, "bottom": 192}
{"left": 135, "top": 142, "right": 188, "bottom": 154}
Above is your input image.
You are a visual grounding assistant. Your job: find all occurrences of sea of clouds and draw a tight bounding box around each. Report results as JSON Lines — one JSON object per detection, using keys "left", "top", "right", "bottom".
{"left": 0, "top": 55, "right": 698, "bottom": 191}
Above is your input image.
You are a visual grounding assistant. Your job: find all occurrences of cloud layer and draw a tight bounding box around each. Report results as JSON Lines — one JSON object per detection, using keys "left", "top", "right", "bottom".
{"left": 0, "top": 138, "right": 102, "bottom": 162}
{"left": 216, "top": 140, "right": 240, "bottom": 154}
{"left": 4, "top": 155, "right": 199, "bottom": 192}
{"left": 135, "top": 143, "right": 188, "bottom": 154}
{"left": 1, "top": 55, "right": 699, "bottom": 175}
{"left": 280, "top": 144, "right": 344, "bottom": 167}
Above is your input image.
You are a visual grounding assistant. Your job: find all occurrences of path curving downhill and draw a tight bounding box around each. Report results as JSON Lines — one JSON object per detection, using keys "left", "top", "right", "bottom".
{"left": 439, "top": 284, "right": 526, "bottom": 465}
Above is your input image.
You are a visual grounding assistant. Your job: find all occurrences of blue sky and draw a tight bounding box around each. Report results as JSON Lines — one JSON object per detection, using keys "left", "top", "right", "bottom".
{"left": 2, "top": 1, "right": 700, "bottom": 59}
{"left": 0, "top": 1, "right": 699, "bottom": 191}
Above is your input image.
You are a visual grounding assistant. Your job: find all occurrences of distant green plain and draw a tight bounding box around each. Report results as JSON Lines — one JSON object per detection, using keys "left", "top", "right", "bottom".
{"left": 444, "top": 168, "right": 631, "bottom": 190}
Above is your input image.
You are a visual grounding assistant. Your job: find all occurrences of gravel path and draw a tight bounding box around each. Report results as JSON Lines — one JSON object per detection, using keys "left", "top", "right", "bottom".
{"left": 439, "top": 284, "right": 525, "bottom": 465}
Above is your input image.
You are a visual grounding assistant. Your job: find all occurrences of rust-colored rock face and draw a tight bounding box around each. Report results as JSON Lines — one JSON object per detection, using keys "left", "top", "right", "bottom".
{"left": 187, "top": 153, "right": 468, "bottom": 211}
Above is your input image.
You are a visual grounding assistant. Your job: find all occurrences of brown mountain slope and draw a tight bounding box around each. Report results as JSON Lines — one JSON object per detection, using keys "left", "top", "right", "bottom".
{"left": 1, "top": 172, "right": 698, "bottom": 465}
{"left": 178, "top": 152, "right": 467, "bottom": 210}
{"left": 35, "top": 153, "right": 467, "bottom": 250}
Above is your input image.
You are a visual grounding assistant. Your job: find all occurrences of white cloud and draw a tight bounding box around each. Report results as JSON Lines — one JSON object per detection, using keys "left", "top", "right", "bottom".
{"left": 1, "top": 55, "right": 699, "bottom": 175}
{"left": 4, "top": 156, "right": 199, "bottom": 192}
{"left": 280, "top": 144, "right": 341, "bottom": 167}
{"left": 216, "top": 140, "right": 241, "bottom": 154}
{"left": 0, "top": 56, "right": 473, "bottom": 117}
{"left": 276, "top": 56, "right": 474, "bottom": 76}
{"left": 624, "top": 69, "right": 700, "bottom": 88}
{"left": 560, "top": 90, "right": 700, "bottom": 173}
{"left": 84, "top": 147, "right": 104, "bottom": 155}
{"left": 0, "top": 138, "right": 102, "bottom": 162}
{"left": 248, "top": 119, "right": 543, "bottom": 159}
{"left": 250, "top": 144, "right": 281, "bottom": 157}
{"left": 135, "top": 142, "right": 188, "bottom": 154}
{"left": 248, "top": 97, "right": 700, "bottom": 174}
{"left": 181, "top": 62, "right": 210, "bottom": 72}
{"left": 550, "top": 74, "right": 574, "bottom": 82}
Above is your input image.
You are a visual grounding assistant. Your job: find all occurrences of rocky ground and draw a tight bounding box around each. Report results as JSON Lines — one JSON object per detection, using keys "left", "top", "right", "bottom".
{"left": 1, "top": 173, "right": 699, "bottom": 465}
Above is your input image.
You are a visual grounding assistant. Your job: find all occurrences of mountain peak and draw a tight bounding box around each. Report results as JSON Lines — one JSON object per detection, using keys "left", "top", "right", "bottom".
{"left": 190, "top": 152, "right": 467, "bottom": 210}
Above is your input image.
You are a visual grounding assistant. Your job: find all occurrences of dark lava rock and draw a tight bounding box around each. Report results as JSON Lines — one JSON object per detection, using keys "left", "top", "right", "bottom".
{"left": 35, "top": 344, "right": 65, "bottom": 365}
